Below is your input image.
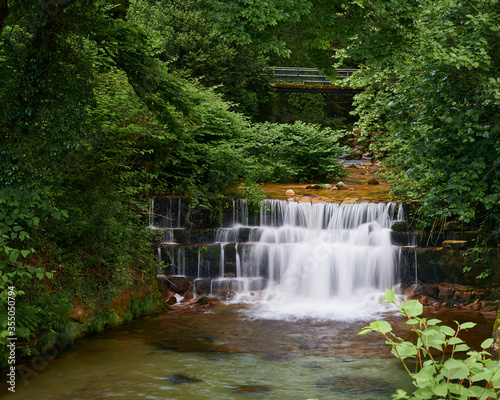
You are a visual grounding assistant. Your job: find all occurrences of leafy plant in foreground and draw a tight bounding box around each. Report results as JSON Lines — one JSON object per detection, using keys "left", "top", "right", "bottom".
{"left": 359, "top": 288, "right": 500, "bottom": 399}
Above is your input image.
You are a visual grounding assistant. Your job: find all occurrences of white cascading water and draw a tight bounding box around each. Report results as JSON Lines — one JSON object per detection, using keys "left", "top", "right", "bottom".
{"left": 214, "top": 199, "right": 403, "bottom": 321}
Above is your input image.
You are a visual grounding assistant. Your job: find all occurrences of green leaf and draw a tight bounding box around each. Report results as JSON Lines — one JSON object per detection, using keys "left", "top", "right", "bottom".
{"left": 358, "top": 328, "right": 372, "bottom": 335}
{"left": 20, "top": 249, "right": 31, "bottom": 258}
{"left": 481, "top": 338, "right": 494, "bottom": 349}
{"left": 8, "top": 251, "right": 18, "bottom": 265}
{"left": 426, "top": 319, "right": 441, "bottom": 326}
{"left": 384, "top": 286, "right": 397, "bottom": 302}
{"left": 370, "top": 320, "right": 392, "bottom": 334}
{"left": 392, "top": 341, "right": 418, "bottom": 359}
{"left": 447, "top": 337, "right": 464, "bottom": 345}
{"left": 401, "top": 300, "right": 423, "bottom": 318}
{"left": 459, "top": 322, "right": 477, "bottom": 330}
{"left": 443, "top": 358, "right": 470, "bottom": 380}
{"left": 440, "top": 325, "right": 455, "bottom": 336}
{"left": 431, "top": 381, "right": 448, "bottom": 397}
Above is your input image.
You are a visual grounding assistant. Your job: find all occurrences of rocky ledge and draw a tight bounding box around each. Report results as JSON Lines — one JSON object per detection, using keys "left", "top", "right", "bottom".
{"left": 401, "top": 283, "right": 499, "bottom": 311}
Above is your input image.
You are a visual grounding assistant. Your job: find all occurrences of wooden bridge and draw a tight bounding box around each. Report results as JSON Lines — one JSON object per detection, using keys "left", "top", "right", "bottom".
{"left": 270, "top": 67, "right": 360, "bottom": 93}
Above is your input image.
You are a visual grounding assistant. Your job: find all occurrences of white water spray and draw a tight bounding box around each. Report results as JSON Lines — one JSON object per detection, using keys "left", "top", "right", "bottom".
{"left": 219, "top": 200, "right": 400, "bottom": 320}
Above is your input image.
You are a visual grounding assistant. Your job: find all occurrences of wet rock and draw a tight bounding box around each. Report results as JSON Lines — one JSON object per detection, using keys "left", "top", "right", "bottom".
{"left": 336, "top": 181, "right": 348, "bottom": 190}
{"left": 195, "top": 279, "right": 211, "bottom": 295}
{"left": 316, "top": 376, "right": 390, "bottom": 392}
{"left": 421, "top": 285, "right": 439, "bottom": 298}
{"left": 181, "top": 291, "right": 194, "bottom": 303}
{"left": 438, "top": 286, "right": 455, "bottom": 300}
{"left": 195, "top": 296, "right": 221, "bottom": 306}
{"left": 391, "top": 221, "right": 408, "bottom": 232}
{"left": 419, "top": 296, "right": 433, "bottom": 306}
{"left": 454, "top": 290, "right": 472, "bottom": 303}
{"left": 323, "top": 184, "right": 332, "bottom": 189}
{"left": 306, "top": 184, "right": 322, "bottom": 190}
{"left": 168, "top": 276, "right": 192, "bottom": 294}
{"left": 365, "top": 178, "right": 379, "bottom": 185}
{"left": 285, "top": 189, "right": 295, "bottom": 196}
{"left": 330, "top": 186, "right": 338, "bottom": 190}
{"left": 196, "top": 296, "right": 210, "bottom": 305}
{"left": 164, "top": 374, "right": 202, "bottom": 385}
{"left": 227, "top": 385, "right": 272, "bottom": 396}
{"left": 166, "top": 296, "right": 177, "bottom": 306}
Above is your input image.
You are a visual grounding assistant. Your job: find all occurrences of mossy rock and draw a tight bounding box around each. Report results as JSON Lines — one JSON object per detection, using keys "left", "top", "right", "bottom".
{"left": 364, "top": 178, "right": 379, "bottom": 185}
{"left": 391, "top": 221, "right": 408, "bottom": 232}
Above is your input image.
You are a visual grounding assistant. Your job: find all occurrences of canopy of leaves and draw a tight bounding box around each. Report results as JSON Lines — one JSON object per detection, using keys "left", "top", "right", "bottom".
{"left": 341, "top": 0, "right": 500, "bottom": 234}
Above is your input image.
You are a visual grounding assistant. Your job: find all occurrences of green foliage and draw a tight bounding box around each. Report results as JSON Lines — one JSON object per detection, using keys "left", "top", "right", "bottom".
{"left": 339, "top": 0, "right": 500, "bottom": 238}
{"left": 360, "top": 287, "right": 500, "bottom": 399}
{"left": 246, "top": 121, "right": 347, "bottom": 182}
{"left": 0, "top": 188, "right": 65, "bottom": 347}
{"left": 128, "top": 0, "right": 274, "bottom": 119}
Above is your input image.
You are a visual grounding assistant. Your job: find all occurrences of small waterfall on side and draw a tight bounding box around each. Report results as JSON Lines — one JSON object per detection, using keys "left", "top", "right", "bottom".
{"left": 152, "top": 198, "right": 403, "bottom": 321}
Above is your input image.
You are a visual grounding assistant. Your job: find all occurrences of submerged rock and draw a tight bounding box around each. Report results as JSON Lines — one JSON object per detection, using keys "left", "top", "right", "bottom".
{"left": 365, "top": 178, "right": 379, "bottom": 185}
{"left": 316, "top": 376, "right": 390, "bottom": 392}
{"left": 164, "top": 374, "right": 202, "bottom": 385}
{"left": 227, "top": 385, "right": 272, "bottom": 396}
{"left": 285, "top": 189, "right": 295, "bottom": 196}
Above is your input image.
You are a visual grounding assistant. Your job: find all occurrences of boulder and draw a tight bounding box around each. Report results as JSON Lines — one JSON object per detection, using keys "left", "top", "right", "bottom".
{"left": 181, "top": 291, "right": 194, "bottom": 302}
{"left": 168, "top": 275, "right": 192, "bottom": 294}
{"left": 335, "top": 181, "right": 348, "bottom": 190}
{"left": 195, "top": 279, "right": 211, "bottom": 295}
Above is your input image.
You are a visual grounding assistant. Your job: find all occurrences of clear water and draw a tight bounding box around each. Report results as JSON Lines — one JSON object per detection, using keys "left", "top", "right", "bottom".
{"left": 2, "top": 305, "right": 495, "bottom": 399}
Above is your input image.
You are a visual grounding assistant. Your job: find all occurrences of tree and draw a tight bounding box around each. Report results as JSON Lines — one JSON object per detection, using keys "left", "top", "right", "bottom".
{"left": 128, "top": 0, "right": 275, "bottom": 119}
{"left": 340, "top": 0, "right": 500, "bottom": 235}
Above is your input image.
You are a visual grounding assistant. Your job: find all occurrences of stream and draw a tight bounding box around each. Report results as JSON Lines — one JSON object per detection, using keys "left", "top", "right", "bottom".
{"left": 1, "top": 304, "right": 495, "bottom": 399}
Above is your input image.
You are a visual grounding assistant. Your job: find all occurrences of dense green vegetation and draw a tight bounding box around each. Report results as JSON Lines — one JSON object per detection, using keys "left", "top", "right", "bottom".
{"left": 0, "top": 0, "right": 498, "bottom": 370}
{"left": 0, "top": 0, "right": 346, "bottom": 365}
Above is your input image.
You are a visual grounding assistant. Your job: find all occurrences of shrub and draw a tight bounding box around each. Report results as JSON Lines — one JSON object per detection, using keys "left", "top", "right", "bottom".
{"left": 359, "top": 288, "right": 500, "bottom": 399}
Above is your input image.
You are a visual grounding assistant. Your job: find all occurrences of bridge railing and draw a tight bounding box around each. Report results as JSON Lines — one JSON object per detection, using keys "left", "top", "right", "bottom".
{"left": 271, "top": 67, "right": 358, "bottom": 85}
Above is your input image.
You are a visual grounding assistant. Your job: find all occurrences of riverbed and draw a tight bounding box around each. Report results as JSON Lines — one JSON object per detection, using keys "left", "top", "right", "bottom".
{"left": 2, "top": 304, "right": 495, "bottom": 400}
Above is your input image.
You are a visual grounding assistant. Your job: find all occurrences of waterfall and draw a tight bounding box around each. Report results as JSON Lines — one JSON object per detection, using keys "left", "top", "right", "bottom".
{"left": 153, "top": 198, "right": 402, "bottom": 320}
{"left": 231, "top": 200, "right": 399, "bottom": 320}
